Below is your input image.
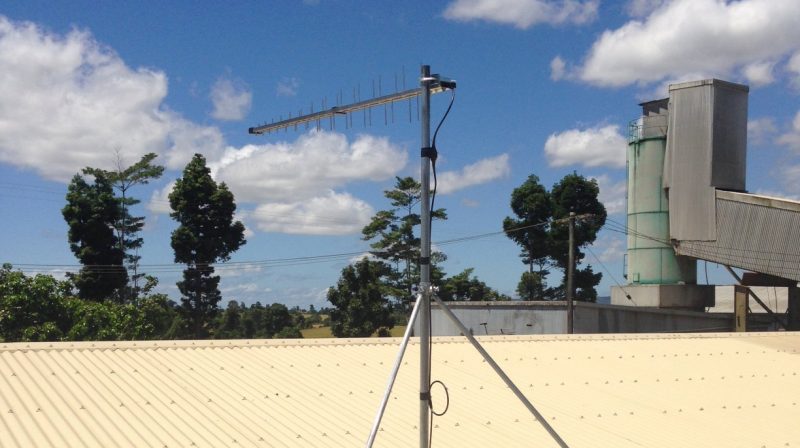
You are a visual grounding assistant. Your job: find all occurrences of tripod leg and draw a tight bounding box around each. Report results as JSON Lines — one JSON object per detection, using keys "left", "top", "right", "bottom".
{"left": 365, "top": 295, "right": 423, "bottom": 447}
{"left": 430, "top": 294, "right": 569, "bottom": 448}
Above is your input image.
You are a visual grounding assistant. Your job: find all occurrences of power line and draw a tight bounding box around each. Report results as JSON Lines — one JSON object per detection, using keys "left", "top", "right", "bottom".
{"left": 7, "top": 218, "right": 567, "bottom": 274}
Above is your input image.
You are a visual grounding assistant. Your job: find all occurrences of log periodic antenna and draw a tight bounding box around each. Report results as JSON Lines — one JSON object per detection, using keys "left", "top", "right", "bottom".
{"left": 248, "top": 68, "right": 452, "bottom": 135}
{"left": 248, "top": 65, "right": 566, "bottom": 448}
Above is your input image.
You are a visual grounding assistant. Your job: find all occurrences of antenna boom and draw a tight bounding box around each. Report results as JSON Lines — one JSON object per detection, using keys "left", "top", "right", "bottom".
{"left": 249, "top": 84, "right": 453, "bottom": 135}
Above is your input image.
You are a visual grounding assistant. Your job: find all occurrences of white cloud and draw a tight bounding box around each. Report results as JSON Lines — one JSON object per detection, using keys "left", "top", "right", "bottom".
{"left": 163, "top": 115, "right": 225, "bottom": 170}
{"left": 550, "top": 56, "right": 566, "bottom": 81}
{"left": 235, "top": 212, "right": 255, "bottom": 240}
{"left": 0, "top": 16, "right": 227, "bottom": 182}
{"left": 214, "top": 130, "right": 407, "bottom": 203}
{"left": 442, "top": 0, "right": 598, "bottom": 29}
{"left": 742, "top": 61, "right": 776, "bottom": 87}
{"left": 747, "top": 117, "right": 777, "bottom": 145}
{"left": 594, "top": 174, "right": 627, "bottom": 215}
{"left": 637, "top": 72, "right": 713, "bottom": 100}
{"left": 146, "top": 180, "right": 175, "bottom": 214}
{"left": 276, "top": 77, "right": 300, "bottom": 97}
{"left": 148, "top": 130, "right": 408, "bottom": 236}
{"left": 753, "top": 189, "right": 800, "bottom": 201}
{"left": 461, "top": 198, "right": 480, "bottom": 207}
{"left": 349, "top": 252, "right": 378, "bottom": 264}
{"left": 789, "top": 52, "right": 800, "bottom": 90}
{"left": 217, "top": 263, "right": 265, "bottom": 279}
{"left": 592, "top": 235, "right": 625, "bottom": 263}
{"left": 210, "top": 76, "right": 252, "bottom": 121}
{"left": 251, "top": 191, "right": 374, "bottom": 235}
{"left": 577, "top": 0, "right": 800, "bottom": 87}
{"left": 777, "top": 111, "right": 800, "bottom": 151}
{"left": 544, "top": 125, "right": 627, "bottom": 168}
{"left": 436, "top": 154, "right": 510, "bottom": 195}
{"left": 0, "top": 17, "right": 174, "bottom": 182}
{"left": 779, "top": 164, "right": 800, "bottom": 195}
{"left": 624, "top": 0, "right": 666, "bottom": 17}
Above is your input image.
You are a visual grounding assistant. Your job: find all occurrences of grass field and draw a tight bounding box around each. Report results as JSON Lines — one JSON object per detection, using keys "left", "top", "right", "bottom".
{"left": 300, "top": 325, "right": 407, "bottom": 338}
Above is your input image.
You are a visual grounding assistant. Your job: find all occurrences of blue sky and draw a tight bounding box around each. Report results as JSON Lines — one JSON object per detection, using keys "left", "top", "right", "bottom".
{"left": 1, "top": 0, "right": 800, "bottom": 309}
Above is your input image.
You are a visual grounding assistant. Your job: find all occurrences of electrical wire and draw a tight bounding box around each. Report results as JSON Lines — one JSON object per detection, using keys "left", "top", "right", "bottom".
{"left": 426, "top": 87, "right": 455, "bottom": 448}
{"left": 585, "top": 245, "right": 635, "bottom": 304}
{"left": 428, "top": 88, "right": 455, "bottom": 229}
{"left": 6, "top": 216, "right": 581, "bottom": 276}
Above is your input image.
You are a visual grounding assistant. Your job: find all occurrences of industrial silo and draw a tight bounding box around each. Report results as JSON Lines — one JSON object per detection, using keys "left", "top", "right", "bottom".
{"left": 626, "top": 99, "right": 697, "bottom": 285}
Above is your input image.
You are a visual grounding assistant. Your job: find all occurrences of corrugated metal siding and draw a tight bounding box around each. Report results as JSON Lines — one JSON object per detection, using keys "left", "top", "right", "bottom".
{"left": 2, "top": 333, "right": 800, "bottom": 447}
{"left": 676, "top": 191, "right": 800, "bottom": 282}
{"left": 664, "top": 82, "right": 717, "bottom": 241}
{"left": 664, "top": 79, "right": 749, "bottom": 242}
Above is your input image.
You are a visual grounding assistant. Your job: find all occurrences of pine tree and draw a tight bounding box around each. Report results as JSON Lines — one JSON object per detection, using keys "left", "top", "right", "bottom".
{"left": 549, "top": 173, "right": 607, "bottom": 301}
{"left": 504, "top": 173, "right": 607, "bottom": 301}
{"left": 83, "top": 152, "right": 164, "bottom": 301}
{"left": 362, "top": 176, "right": 447, "bottom": 302}
{"left": 169, "top": 154, "right": 246, "bottom": 337}
{"left": 503, "top": 175, "right": 553, "bottom": 296}
{"left": 62, "top": 173, "right": 127, "bottom": 301}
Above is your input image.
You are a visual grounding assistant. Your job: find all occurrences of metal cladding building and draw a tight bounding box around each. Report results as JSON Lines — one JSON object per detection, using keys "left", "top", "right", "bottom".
{"left": 2, "top": 333, "right": 800, "bottom": 447}
{"left": 613, "top": 79, "right": 800, "bottom": 322}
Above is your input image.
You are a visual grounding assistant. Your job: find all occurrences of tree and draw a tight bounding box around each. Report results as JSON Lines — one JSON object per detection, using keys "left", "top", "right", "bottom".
{"left": 362, "top": 177, "right": 447, "bottom": 303}
{"left": 548, "top": 173, "right": 607, "bottom": 301}
{"left": 169, "top": 154, "right": 246, "bottom": 338}
{"left": 516, "top": 271, "right": 546, "bottom": 301}
{"left": 0, "top": 264, "right": 72, "bottom": 341}
{"left": 216, "top": 300, "right": 243, "bottom": 339}
{"left": 84, "top": 152, "right": 164, "bottom": 300}
{"left": 503, "top": 175, "right": 552, "bottom": 276}
{"left": 503, "top": 172, "right": 607, "bottom": 301}
{"left": 62, "top": 172, "right": 127, "bottom": 301}
{"left": 0, "top": 264, "right": 178, "bottom": 342}
{"left": 439, "top": 268, "right": 511, "bottom": 301}
{"left": 327, "top": 258, "right": 394, "bottom": 337}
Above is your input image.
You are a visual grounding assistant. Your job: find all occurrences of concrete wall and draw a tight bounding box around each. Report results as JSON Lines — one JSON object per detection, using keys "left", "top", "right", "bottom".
{"left": 710, "top": 286, "right": 788, "bottom": 313}
{"left": 421, "top": 301, "right": 567, "bottom": 336}
{"left": 417, "top": 301, "right": 740, "bottom": 336}
{"left": 574, "top": 302, "right": 732, "bottom": 333}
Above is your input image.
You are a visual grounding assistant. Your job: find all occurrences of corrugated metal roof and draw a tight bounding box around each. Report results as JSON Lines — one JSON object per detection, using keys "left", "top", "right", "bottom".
{"left": 2, "top": 332, "right": 799, "bottom": 447}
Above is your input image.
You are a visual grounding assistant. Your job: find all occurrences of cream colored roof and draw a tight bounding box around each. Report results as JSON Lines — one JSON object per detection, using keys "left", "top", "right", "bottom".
{"left": 1, "top": 332, "right": 799, "bottom": 447}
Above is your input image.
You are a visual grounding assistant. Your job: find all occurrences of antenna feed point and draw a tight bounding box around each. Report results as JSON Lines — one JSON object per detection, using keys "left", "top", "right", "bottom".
{"left": 439, "top": 79, "right": 457, "bottom": 90}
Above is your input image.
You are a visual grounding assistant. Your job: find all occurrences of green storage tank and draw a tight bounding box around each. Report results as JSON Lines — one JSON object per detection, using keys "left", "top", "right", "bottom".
{"left": 627, "top": 101, "right": 696, "bottom": 285}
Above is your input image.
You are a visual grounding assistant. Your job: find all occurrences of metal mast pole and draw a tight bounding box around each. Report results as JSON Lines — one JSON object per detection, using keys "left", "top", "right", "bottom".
{"left": 418, "top": 64, "right": 432, "bottom": 448}
{"left": 567, "top": 211, "right": 575, "bottom": 334}
{"left": 248, "top": 65, "right": 456, "bottom": 448}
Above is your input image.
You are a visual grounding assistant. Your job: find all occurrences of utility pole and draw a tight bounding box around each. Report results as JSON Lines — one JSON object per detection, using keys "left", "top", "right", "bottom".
{"left": 567, "top": 211, "right": 575, "bottom": 334}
